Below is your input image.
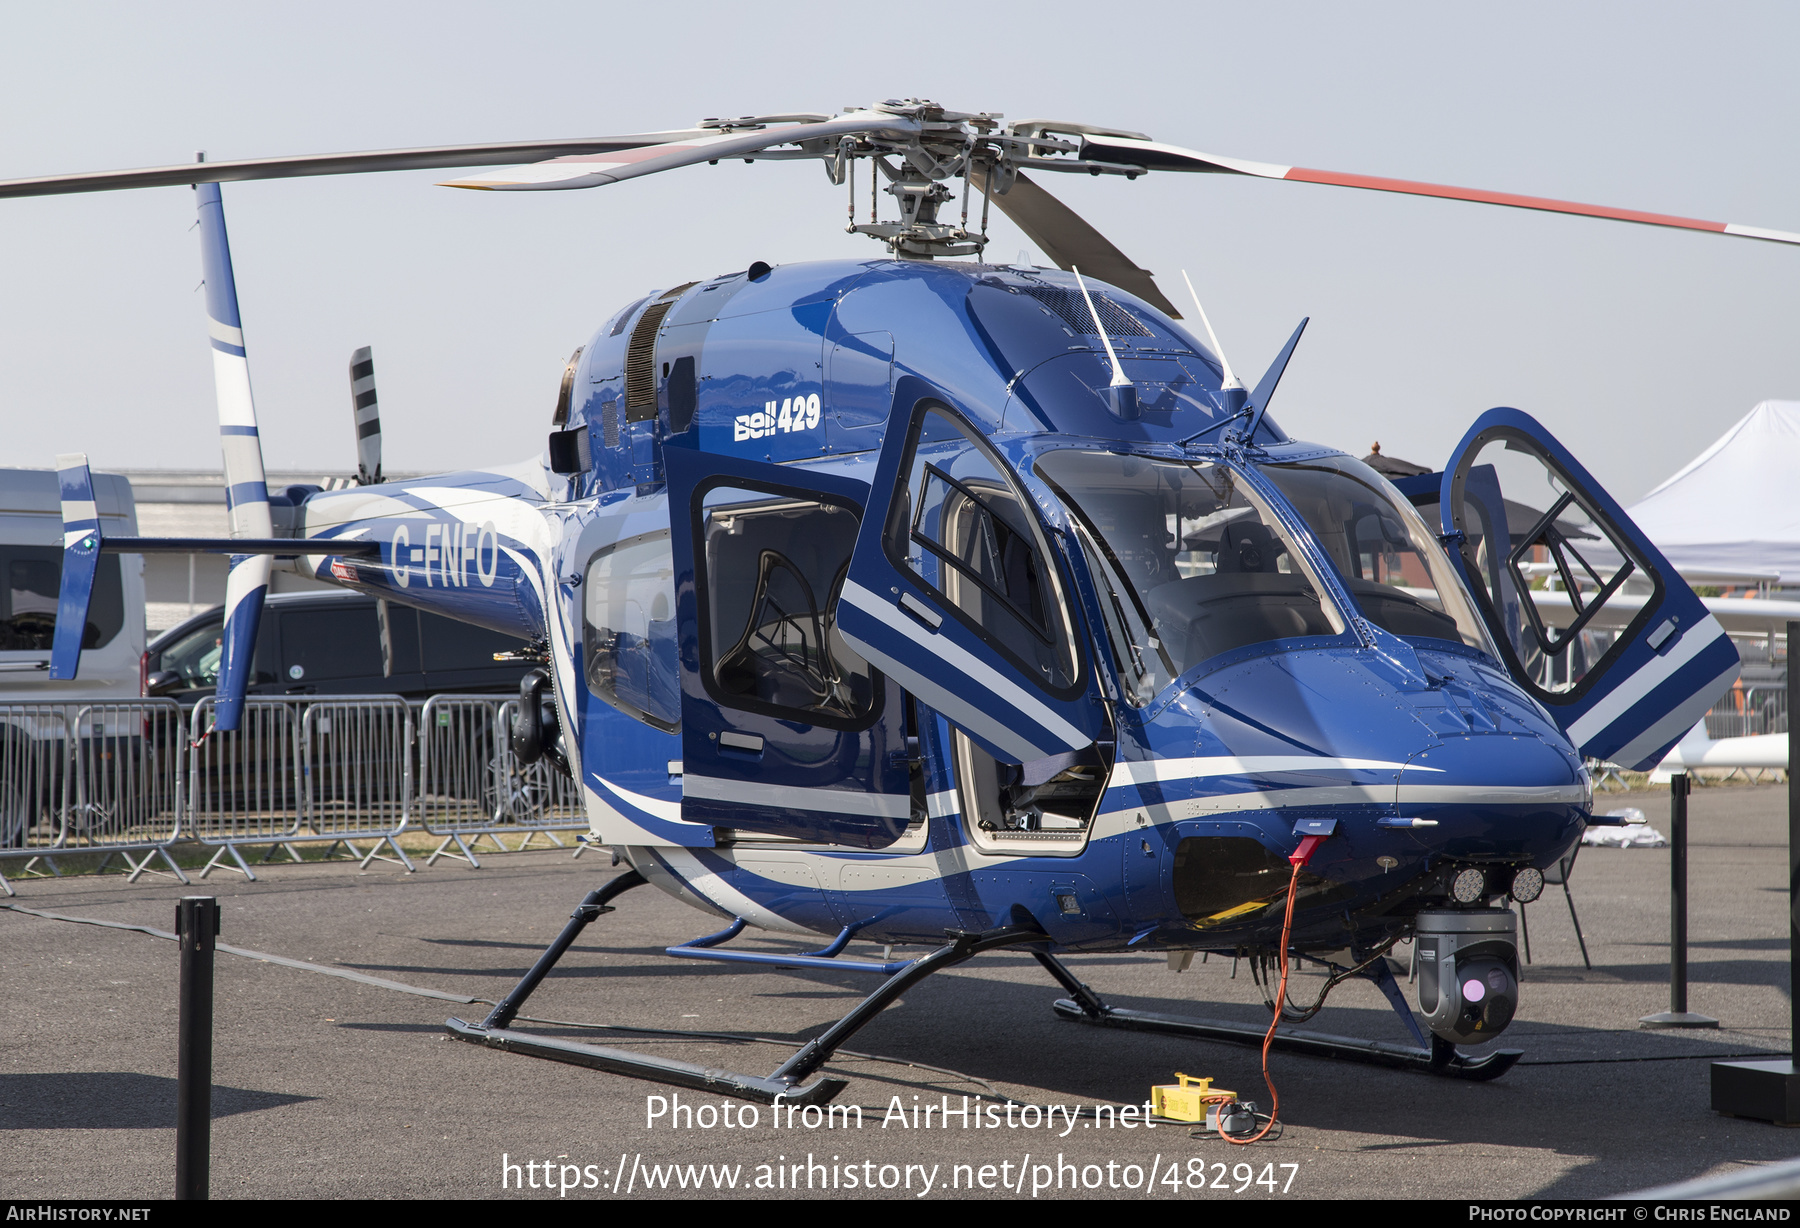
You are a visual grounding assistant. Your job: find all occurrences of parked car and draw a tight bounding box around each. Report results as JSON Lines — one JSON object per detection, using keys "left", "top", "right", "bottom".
{"left": 146, "top": 589, "right": 531, "bottom": 700}
{"left": 146, "top": 590, "right": 539, "bottom": 821}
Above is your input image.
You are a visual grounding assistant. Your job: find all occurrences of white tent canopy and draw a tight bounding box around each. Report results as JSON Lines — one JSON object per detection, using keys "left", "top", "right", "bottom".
{"left": 1623, "top": 400, "right": 1800, "bottom": 584}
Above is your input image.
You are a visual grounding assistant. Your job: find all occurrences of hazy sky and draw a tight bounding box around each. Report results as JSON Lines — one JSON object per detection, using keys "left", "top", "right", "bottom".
{"left": 1, "top": 2, "right": 1795, "bottom": 505}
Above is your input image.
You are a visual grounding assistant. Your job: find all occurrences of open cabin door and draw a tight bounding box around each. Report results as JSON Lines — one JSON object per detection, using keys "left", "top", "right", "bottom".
{"left": 663, "top": 445, "right": 913, "bottom": 848}
{"left": 1440, "top": 408, "right": 1739, "bottom": 770}
{"left": 835, "top": 396, "right": 1107, "bottom": 766}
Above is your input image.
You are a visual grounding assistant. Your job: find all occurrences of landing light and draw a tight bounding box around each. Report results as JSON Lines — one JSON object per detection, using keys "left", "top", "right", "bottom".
{"left": 1510, "top": 867, "right": 1545, "bottom": 904}
{"left": 1450, "top": 867, "right": 1488, "bottom": 905}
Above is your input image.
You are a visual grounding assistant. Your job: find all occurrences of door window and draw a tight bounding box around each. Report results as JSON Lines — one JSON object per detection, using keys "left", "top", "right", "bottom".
{"left": 159, "top": 620, "right": 225, "bottom": 688}
{"left": 278, "top": 606, "right": 383, "bottom": 684}
{"left": 696, "top": 486, "right": 876, "bottom": 727}
{"left": 1449, "top": 438, "right": 1655, "bottom": 697}
{"left": 585, "top": 530, "right": 681, "bottom": 731}
{"left": 0, "top": 546, "right": 123, "bottom": 652}
{"left": 887, "top": 405, "right": 1078, "bottom": 694}
{"left": 419, "top": 611, "right": 520, "bottom": 677}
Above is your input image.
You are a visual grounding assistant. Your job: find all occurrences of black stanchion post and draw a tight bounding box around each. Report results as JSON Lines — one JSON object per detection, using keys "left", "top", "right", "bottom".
{"left": 1642, "top": 772, "right": 1717, "bottom": 1028}
{"left": 1711, "top": 620, "right": 1800, "bottom": 1120}
{"left": 175, "top": 895, "right": 219, "bottom": 1200}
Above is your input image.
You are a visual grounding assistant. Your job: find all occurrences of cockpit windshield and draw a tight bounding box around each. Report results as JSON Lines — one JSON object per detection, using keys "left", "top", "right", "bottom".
{"left": 1036, "top": 450, "right": 1345, "bottom": 703}
{"left": 1258, "top": 455, "right": 1493, "bottom": 654}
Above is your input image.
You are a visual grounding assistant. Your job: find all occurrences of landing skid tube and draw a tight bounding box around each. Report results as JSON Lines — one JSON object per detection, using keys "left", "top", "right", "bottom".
{"left": 446, "top": 870, "right": 1051, "bottom": 1105}
{"left": 1035, "top": 952, "right": 1522, "bottom": 1082}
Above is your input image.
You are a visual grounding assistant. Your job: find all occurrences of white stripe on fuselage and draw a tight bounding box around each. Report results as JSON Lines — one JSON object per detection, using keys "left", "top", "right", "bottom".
{"left": 683, "top": 775, "right": 912, "bottom": 819}
{"left": 1108, "top": 756, "right": 1430, "bottom": 788}
{"left": 651, "top": 847, "right": 813, "bottom": 934}
{"left": 595, "top": 774, "right": 681, "bottom": 823}
{"left": 840, "top": 578, "right": 1088, "bottom": 755}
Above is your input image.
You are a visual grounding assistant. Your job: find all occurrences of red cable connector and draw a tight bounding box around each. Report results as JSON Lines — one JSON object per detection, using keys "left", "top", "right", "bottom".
{"left": 1289, "top": 833, "right": 1327, "bottom": 866}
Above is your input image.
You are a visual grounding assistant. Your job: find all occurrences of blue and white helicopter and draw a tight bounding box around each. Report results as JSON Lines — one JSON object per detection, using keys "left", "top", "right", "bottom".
{"left": 19, "top": 100, "right": 1780, "bottom": 1114}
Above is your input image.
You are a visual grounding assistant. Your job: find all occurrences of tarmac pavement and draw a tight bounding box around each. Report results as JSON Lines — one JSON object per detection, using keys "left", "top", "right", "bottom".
{"left": 3, "top": 783, "right": 1794, "bottom": 1200}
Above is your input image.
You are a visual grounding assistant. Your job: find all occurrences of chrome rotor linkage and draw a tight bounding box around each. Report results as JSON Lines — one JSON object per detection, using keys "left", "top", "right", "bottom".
{"left": 1034, "top": 949, "right": 1522, "bottom": 1082}
{"left": 446, "top": 871, "right": 1049, "bottom": 1105}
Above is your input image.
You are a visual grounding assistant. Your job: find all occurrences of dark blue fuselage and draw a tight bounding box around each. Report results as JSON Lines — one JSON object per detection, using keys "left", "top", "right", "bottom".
{"left": 531, "top": 258, "right": 1588, "bottom": 955}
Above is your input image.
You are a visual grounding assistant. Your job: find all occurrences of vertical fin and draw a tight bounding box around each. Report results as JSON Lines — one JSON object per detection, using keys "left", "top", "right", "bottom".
{"left": 196, "top": 178, "right": 272, "bottom": 731}
{"left": 48, "top": 454, "right": 101, "bottom": 680}
{"left": 350, "top": 346, "right": 382, "bottom": 484}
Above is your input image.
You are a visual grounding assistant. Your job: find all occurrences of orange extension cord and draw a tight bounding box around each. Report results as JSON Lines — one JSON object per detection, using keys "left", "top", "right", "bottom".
{"left": 1223, "top": 855, "right": 1309, "bottom": 1146}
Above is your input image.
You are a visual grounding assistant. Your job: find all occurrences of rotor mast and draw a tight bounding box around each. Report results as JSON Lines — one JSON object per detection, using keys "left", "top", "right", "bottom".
{"left": 833, "top": 100, "right": 1012, "bottom": 260}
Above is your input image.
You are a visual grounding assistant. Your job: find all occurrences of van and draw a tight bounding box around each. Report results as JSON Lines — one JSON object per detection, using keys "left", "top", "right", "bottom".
{"left": 0, "top": 468, "right": 144, "bottom": 698}
{"left": 143, "top": 591, "right": 537, "bottom": 823}
{"left": 145, "top": 589, "right": 532, "bottom": 700}
{"left": 0, "top": 468, "right": 145, "bottom": 847}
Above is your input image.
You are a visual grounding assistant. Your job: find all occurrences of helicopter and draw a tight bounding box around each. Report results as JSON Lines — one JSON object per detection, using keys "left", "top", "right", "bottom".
{"left": 20, "top": 100, "right": 1773, "bottom": 1116}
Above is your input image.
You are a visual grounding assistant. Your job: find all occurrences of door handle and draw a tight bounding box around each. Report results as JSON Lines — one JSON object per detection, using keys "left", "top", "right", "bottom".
{"left": 718, "top": 731, "right": 764, "bottom": 760}
{"left": 898, "top": 592, "right": 943, "bottom": 629}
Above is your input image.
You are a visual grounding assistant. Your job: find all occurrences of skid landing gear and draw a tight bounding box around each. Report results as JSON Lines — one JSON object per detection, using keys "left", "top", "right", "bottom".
{"left": 1034, "top": 951, "right": 1522, "bottom": 1082}
{"left": 446, "top": 870, "right": 1051, "bottom": 1104}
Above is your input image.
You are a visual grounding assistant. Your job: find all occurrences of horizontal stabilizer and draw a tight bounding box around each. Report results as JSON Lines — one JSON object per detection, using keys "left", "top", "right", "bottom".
{"left": 99, "top": 536, "right": 380, "bottom": 556}
{"left": 48, "top": 454, "right": 101, "bottom": 680}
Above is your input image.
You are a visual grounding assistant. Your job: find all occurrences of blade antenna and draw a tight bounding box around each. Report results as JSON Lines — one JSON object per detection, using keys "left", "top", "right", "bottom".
{"left": 1072, "top": 267, "right": 1130, "bottom": 389}
{"left": 1072, "top": 266, "right": 1138, "bottom": 419}
{"left": 1243, "top": 318, "right": 1310, "bottom": 443}
{"left": 1181, "top": 270, "right": 1246, "bottom": 418}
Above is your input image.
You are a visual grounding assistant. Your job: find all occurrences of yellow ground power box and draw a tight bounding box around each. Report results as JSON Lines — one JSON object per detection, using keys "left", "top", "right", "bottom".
{"left": 1151, "top": 1073, "right": 1236, "bottom": 1123}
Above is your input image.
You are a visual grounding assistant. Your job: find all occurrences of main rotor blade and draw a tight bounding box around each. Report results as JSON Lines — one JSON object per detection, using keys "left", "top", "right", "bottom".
{"left": 972, "top": 168, "right": 1182, "bottom": 319}
{"left": 0, "top": 134, "right": 719, "bottom": 200}
{"left": 442, "top": 112, "right": 920, "bottom": 191}
{"left": 1076, "top": 134, "right": 1800, "bottom": 247}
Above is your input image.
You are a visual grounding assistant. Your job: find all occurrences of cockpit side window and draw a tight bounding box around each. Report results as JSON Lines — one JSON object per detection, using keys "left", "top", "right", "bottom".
{"left": 584, "top": 530, "right": 681, "bottom": 731}
{"left": 1036, "top": 450, "right": 1344, "bottom": 685}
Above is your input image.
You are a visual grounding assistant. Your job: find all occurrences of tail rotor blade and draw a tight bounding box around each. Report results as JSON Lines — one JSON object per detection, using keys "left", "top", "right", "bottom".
{"left": 350, "top": 346, "right": 382, "bottom": 485}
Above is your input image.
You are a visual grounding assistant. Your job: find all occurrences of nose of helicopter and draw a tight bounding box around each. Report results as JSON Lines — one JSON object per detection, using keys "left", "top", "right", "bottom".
{"left": 1148, "top": 647, "right": 1588, "bottom": 869}
{"left": 1394, "top": 733, "right": 1589, "bottom": 864}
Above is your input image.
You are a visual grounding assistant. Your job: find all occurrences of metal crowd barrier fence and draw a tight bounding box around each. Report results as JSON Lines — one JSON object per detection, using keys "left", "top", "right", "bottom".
{"left": 0, "top": 699, "right": 190, "bottom": 894}
{"left": 0, "top": 692, "right": 589, "bottom": 889}
{"left": 1704, "top": 686, "right": 1787, "bottom": 741}
{"left": 187, "top": 696, "right": 416, "bottom": 877}
{"left": 414, "top": 695, "right": 586, "bottom": 867}
{"left": 300, "top": 698, "right": 415, "bottom": 871}
{"left": 187, "top": 697, "right": 306, "bottom": 880}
